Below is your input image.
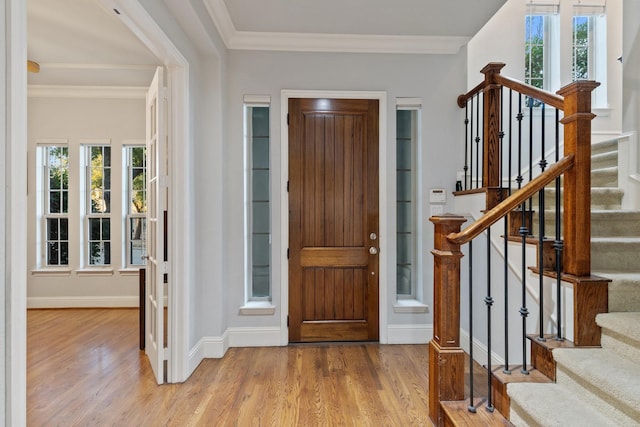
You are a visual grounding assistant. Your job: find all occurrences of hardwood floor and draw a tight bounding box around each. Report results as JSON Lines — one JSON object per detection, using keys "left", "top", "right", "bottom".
{"left": 28, "top": 309, "right": 440, "bottom": 426}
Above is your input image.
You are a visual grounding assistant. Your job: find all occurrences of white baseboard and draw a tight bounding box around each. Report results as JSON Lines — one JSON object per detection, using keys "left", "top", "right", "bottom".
{"left": 27, "top": 296, "right": 139, "bottom": 308}
{"left": 228, "top": 326, "right": 282, "bottom": 347}
{"left": 460, "top": 329, "right": 506, "bottom": 367}
{"left": 188, "top": 330, "right": 230, "bottom": 375}
{"left": 186, "top": 324, "right": 432, "bottom": 377}
{"left": 386, "top": 324, "right": 433, "bottom": 344}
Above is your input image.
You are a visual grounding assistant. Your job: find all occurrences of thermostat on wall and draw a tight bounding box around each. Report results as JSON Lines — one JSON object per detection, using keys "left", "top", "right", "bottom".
{"left": 429, "top": 188, "right": 447, "bottom": 204}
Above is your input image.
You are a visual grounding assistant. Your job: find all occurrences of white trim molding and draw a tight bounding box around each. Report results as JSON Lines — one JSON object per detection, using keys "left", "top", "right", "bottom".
{"left": 99, "top": 0, "right": 192, "bottom": 385}
{"left": 203, "top": 0, "right": 469, "bottom": 54}
{"left": 27, "top": 296, "right": 139, "bottom": 309}
{"left": 386, "top": 324, "right": 433, "bottom": 344}
{"left": 5, "top": 0, "right": 29, "bottom": 424}
{"left": 228, "top": 327, "right": 282, "bottom": 348}
{"left": 28, "top": 85, "right": 147, "bottom": 99}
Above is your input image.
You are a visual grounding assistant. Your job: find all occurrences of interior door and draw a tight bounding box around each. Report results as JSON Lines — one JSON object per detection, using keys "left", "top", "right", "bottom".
{"left": 288, "top": 98, "right": 379, "bottom": 342}
{"left": 145, "top": 66, "right": 167, "bottom": 384}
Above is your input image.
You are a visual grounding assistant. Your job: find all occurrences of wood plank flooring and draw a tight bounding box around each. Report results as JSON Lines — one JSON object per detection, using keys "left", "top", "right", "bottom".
{"left": 27, "top": 308, "right": 487, "bottom": 426}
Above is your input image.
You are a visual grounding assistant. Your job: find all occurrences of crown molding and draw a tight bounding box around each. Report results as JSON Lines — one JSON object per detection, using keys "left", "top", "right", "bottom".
{"left": 37, "top": 63, "right": 156, "bottom": 71}
{"left": 203, "top": 0, "right": 469, "bottom": 54}
{"left": 28, "top": 85, "right": 147, "bottom": 99}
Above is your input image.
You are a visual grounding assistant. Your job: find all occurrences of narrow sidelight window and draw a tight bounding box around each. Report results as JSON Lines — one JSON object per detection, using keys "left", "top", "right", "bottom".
{"left": 396, "top": 106, "right": 420, "bottom": 298}
{"left": 244, "top": 97, "right": 271, "bottom": 300}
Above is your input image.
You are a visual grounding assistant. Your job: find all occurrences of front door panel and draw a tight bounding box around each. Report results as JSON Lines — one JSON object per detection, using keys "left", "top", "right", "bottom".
{"left": 289, "top": 98, "right": 379, "bottom": 342}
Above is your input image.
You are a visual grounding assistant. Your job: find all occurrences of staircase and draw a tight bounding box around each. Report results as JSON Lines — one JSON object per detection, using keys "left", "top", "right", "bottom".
{"left": 507, "top": 139, "right": 640, "bottom": 426}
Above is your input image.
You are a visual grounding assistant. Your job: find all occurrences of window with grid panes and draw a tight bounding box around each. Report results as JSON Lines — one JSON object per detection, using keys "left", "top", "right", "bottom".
{"left": 396, "top": 108, "right": 419, "bottom": 298}
{"left": 85, "top": 145, "right": 111, "bottom": 265}
{"left": 245, "top": 102, "right": 271, "bottom": 300}
{"left": 43, "top": 146, "right": 70, "bottom": 266}
{"left": 125, "top": 146, "right": 147, "bottom": 267}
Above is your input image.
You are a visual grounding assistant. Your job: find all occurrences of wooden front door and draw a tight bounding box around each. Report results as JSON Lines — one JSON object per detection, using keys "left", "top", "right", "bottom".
{"left": 288, "top": 98, "right": 379, "bottom": 342}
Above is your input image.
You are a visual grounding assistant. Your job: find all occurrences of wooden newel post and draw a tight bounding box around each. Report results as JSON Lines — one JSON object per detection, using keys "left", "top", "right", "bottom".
{"left": 557, "top": 80, "right": 600, "bottom": 277}
{"left": 429, "top": 214, "right": 467, "bottom": 426}
{"left": 481, "top": 63, "right": 506, "bottom": 210}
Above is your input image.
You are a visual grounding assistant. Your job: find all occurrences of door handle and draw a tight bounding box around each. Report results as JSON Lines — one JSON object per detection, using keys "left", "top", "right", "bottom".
{"left": 369, "top": 246, "right": 378, "bottom": 255}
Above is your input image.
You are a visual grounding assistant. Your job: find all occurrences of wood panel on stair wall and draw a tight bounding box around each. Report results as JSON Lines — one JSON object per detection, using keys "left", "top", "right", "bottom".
{"left": 288, "top": 98, "right": 379, "bottom": 343}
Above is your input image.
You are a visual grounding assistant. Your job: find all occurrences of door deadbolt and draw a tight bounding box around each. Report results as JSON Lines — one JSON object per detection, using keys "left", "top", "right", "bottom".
{"left": 370, "top": 232, "right": 377, "bottom": 240}
{"left": 369, "top": 246, "right": 378, "bottom": 255}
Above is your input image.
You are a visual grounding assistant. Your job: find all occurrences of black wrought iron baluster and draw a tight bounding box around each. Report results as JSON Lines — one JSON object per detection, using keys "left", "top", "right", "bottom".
{"left": 516, "top": 94, "right": 524, "bottom": 191}
{"left": 468, "top": 240, "right": 476, "bottom": 413}
{"left": 504, "top": 89, "right": 513, "bottom": 374}
{"left": 528, "top": 100, "right": 534, "bottom": 232}
{"left": 470, "top": 97, "right": 475, "bottom": 190}
{"left": 485, "top": 228, "right": 494, "bottom": 412}
{"left": 476, "top": 94, "right": 481, "bottom": 189}
{"left": 554, "top": 108, "right": 564, "bottom": 342}
{"left": 464, "top": 103, "right": 470, "bottom": 190}
{"left": 537, "top": 103, "right": 547, "bottom": 342}
{"left": 518, "top": 94, "right": 530, "bottom": 375}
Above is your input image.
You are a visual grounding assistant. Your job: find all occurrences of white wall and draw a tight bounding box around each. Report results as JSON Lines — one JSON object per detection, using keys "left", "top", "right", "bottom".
{"left": 223, "top": 50, "right": 468, "bottom": 339}
{"left": 623, "top": 0, "right": 640, "bottom": 135}
{"left": 138, "top": 0, "right": 229, "bottom": 351}
{"left": 27, "top": 96, "right": 146, "bottom": 307}
{"left": 0, "top": 1, "right": 8, "bottom": 420}
{"left": 467, "top": 0, "right": 526, "bottom": 85}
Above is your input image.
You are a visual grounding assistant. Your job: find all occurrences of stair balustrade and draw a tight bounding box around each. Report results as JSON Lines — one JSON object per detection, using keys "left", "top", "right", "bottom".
{"left": 429, "top": 63, "right": 609, "bottom": 426}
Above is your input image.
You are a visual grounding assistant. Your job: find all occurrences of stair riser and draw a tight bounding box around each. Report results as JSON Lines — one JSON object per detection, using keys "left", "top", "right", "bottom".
{"left": 591, "top": 151, "right": 618, "bottom": 169}
{"left": 531, "top": 188, "right": 624, "bottom": 211}
{"left": 600, "top": 332, "right": 640, "bottom": 366}
{"left": 592, "top": 169, "right": 618, "bottom": 187}
{"left": 592, "top": 242, "right": 640, "bottom": 272}
{"left": 533, "top": 212, "right": 640, "bottom": 238}
{"left": 591, "top": 140, "right": 618, "bottom": 156}
{"left": 608, "top": 278, "right": 640, "bottom": 312}
{"left": 555, "top": 365, "right": 639, "bottom": 426}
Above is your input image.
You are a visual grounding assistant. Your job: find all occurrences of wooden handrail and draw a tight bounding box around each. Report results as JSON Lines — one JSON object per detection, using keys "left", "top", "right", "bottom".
{"left": 495, "top": 75, "right": 564, "bottom": 109}
{"left": 457, "top": 80, "right": 487, "bottom": 108}
{"left": 447, "top": 154, "right": 575, "bottom": 245}
{"left": 456, "top": 62, "right": 565, "bottom": 110}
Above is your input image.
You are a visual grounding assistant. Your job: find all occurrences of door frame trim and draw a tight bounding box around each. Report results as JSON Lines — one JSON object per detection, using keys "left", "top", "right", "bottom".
{"left": 99, "top": 0, "right": 191, "bottom": 383}
{"left": 280, "top": 90, "right": 388, "bottom": 345}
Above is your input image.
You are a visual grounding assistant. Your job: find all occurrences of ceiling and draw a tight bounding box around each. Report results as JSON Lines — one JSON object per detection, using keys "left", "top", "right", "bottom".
{"left": 27, "top": 0, "right": 506, "bottom": 86}
{"left": 27, "top": 0, "right": 158, "bottom": 86}
{"left": 222, "top": 0, "right": 505, "bottom": 37}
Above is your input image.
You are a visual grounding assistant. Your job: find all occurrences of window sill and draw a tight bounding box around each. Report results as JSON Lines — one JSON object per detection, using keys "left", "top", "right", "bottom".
{"left": 31, "top": 268, "right": 72, "bottom": 277}
{"left": 393, "top": 299, "right": 429, "bottom": 314}
{"left": 118, "top": 268, "right": 145, "bottom": 276}
{"left": 239, "top": 301, "right": 276, "bottom": 316}
{"left": 75, "top": 268, "right": 114, "bottom": 277}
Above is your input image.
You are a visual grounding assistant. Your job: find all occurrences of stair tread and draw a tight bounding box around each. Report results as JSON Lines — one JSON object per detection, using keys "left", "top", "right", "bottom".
{"left": 596, "top": 312, "right": 640, "bottom": 342}
{"left": 508, "top": 383, "right": 615, "bottom": 427}
{"left": 592, "top": 271, "right": 640, "bottom": 278}
{"left": 441, "top": 399, "right": 513, "bottom": 426}
{"left": 553, "top": 347, "right": 640, "bottom": 417}
{"left": 592, "top": 236, "right": 640, "bottom": 242}
{"left": 592, "top": 166, "right": 618, "bottom": 173}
